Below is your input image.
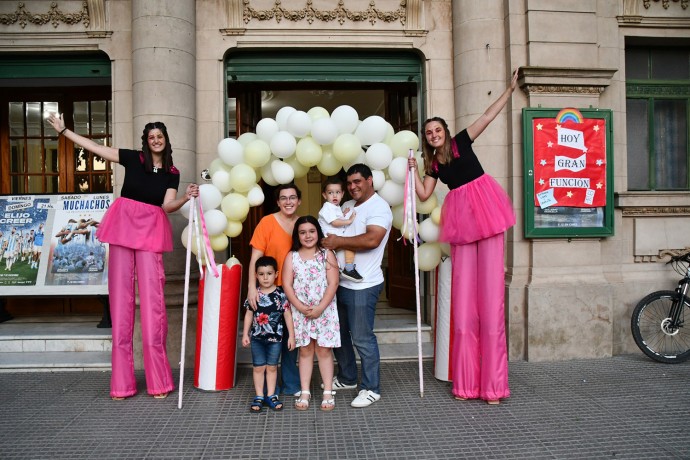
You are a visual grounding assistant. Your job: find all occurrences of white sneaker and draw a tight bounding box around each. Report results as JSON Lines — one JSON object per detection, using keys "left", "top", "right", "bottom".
{"left": 320, "top": 377, "right": 357, "bottom": 391}
{"left": 351, "top": 390, "right": 380, "bottom": 408}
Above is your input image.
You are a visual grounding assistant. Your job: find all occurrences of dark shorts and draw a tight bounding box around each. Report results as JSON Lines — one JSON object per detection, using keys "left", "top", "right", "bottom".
{"left": 250, "top": 339, "right": 282, "bottom": 367}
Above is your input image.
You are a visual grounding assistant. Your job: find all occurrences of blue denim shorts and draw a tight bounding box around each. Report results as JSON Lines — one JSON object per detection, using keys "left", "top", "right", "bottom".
{"left": 250, "top": 339, "right": 282, "bottom": 367}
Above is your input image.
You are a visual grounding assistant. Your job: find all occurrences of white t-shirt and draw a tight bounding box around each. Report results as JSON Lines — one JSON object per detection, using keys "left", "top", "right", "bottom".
{"left": 318, "top": 201, "right": 352, "bottom": 236}
{"left": 337, "top": 193, "right": 392, "bottom": 290}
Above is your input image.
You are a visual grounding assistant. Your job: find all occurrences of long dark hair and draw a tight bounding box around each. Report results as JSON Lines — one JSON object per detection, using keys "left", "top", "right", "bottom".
{"left": 290, "top": 215, "right": 325, "bottom": 252}
{"left": 140, "top": 122, "right": 173, "bottom": 173}
{"left": 421, "top": 117, "right": 453, "bottom": 175}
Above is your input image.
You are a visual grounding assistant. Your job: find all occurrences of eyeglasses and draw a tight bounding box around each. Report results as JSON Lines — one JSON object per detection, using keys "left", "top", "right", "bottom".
{"left": 278, "top": 195, "right": 299, "bottom": 203}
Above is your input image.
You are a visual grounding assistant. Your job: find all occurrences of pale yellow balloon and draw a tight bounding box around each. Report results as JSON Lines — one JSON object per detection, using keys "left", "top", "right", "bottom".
{"left": 210, "top": 234, "right": 229, "bottom": 252}
{"left": 285, "top": 154, "right": 310, "bottom": 178}
{"left": 416, "top": 193, "right": 438, "bottom": 215}
{"left": 391, "top": 204, "right": 405, "bottom": 230}
{"left": 211, "top": 170, "right": 232, "bottom": 193}
{"left": 307, "top": 106, "right": 330, "bottom": 120}
{"left": 244, "top": 139, "right": 271, "bottom": 168}
{"left": 226, "top": 255, "right": 241, "bottom": 268}
{"left": 229, "top": 163, "right": 257, "bottom": 193}
{"left": 295, "top": 136, "right": 323, "bottom": 167}
{"left": 333, "top": 133, "right": 362, "bottom": 164}
{"left": 418, "top": 242, "right": 442, "bottom": 271}
{"left": 431, "top": 206, "right": 442, "bottom": 225}
{"left": 418, "top": 217, "right": 440, "bottom": 243}
{"left": 181, "top": 226, "right": 203, "bottom": 255}
{"left": 317, "top": 150, "right": 343, "bottom": 176}
{"left": 224, "top": 220, "right": 243, "bottom": 238}
{"left": 390, "top": 130, "right": 420, "bottom": 158}
{"left": 208, "top": 158, "right": 231, "bottom": 177}
{"left": 221, "top": 193, "right": 250, "bottom": 221}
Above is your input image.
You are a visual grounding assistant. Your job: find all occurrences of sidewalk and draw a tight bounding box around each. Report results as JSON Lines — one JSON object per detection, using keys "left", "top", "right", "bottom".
{"left": 1, "top": 355, "right": 688, "bottom": 459}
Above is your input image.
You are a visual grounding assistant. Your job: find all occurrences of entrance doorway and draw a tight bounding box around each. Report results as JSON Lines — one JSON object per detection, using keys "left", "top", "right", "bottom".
{"left": 225, "top": 50, "right": 424, "bottom": 315}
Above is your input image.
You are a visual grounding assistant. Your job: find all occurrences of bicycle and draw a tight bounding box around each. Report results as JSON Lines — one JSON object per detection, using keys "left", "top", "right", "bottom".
{"left": 631, "top": 250, "right": 690, "bottom": 363}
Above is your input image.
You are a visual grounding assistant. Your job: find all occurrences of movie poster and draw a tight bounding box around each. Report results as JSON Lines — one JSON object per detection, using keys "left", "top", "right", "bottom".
{"left": 0, "top": 196, "right": 51, "bottom": 286}
{"left": 44, "top": 194, "right": 111, "bottom": 287}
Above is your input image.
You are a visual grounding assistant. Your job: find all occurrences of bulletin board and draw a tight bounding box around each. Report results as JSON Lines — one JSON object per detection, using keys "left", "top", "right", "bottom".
{"left": 522, "top": 107, "right": 614, "bottom": 238}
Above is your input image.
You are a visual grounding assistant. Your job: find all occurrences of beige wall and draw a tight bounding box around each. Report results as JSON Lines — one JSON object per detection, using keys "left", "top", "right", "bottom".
{"left": 2, "top": 0, "right": 690, "bottom": 365}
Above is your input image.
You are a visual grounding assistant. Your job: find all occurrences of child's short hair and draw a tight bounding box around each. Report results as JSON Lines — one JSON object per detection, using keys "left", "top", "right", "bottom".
{"left": 255, "top": 255, "right": 277, "bottom": 272}
{"left": 322, "top": 176, "right": 345, "bottom": 193}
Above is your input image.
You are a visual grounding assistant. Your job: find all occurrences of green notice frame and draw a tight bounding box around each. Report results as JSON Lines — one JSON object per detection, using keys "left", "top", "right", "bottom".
{"left": 522, "top": 108, "right": 614, "bottom": 238}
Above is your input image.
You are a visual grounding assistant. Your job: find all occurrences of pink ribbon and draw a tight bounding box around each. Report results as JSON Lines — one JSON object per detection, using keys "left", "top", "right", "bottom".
{"left": 195, "top": 199, "right": 219, "bottom": 278}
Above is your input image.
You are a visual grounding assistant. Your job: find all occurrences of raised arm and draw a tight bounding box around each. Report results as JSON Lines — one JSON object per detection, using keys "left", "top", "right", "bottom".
{"left": 466, "top": 68, "right": 519, "bottom": 141}
{"left": 47, "top": 112, "right": 120, "bottom": 163}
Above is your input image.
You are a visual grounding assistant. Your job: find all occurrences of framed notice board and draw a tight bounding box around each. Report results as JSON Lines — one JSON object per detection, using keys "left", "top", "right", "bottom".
{"left": 522, "top": 107, "right": 614, "bottom": 238}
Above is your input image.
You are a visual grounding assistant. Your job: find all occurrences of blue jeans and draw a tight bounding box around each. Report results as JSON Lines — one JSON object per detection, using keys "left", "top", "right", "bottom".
{"left": 250, "top": 339, "right": 282, "bottom": 367}
{"left": 333, "top": 283, "right": 383, "bottom": 394}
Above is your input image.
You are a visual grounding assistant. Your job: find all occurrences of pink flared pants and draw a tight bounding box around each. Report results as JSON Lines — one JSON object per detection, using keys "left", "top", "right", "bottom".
{"left": 450, "top": 232, "right": 510, "bottom": 401}
{"left": 109, "top": 244, "right": 174, "bottom": 398}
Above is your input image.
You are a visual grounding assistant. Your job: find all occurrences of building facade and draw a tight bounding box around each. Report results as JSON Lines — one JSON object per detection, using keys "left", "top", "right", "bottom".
{"left": 1, "top": 0, "right": 689, "bottom": 366}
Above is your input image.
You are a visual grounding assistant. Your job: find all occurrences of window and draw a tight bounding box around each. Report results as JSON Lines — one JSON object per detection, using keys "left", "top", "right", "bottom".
{"left": 1, "top": 92, "right": 113, "bottom": 194}
{"left": 626, "top": 47, "right": 690, "bottom": 191}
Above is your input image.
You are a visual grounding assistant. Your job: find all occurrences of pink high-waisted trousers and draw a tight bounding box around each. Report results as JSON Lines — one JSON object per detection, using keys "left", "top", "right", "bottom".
{"left": 109, "top": 244, "right": 174, "bottom": 398}
{"left": 450, "top": 232, "right": 510, "bottom": 401}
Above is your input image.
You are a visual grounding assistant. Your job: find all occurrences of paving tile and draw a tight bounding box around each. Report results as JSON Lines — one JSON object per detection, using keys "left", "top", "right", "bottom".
{"left": 0, "top": 356, "right": 689, "bottom": 459}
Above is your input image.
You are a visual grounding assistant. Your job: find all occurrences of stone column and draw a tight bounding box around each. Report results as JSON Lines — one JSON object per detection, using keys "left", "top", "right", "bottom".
{"left": 131, "top": 0, "right": 197, "bottom": 291}
{"left": 130, "top": 0, "right": 197, "bottom": 369}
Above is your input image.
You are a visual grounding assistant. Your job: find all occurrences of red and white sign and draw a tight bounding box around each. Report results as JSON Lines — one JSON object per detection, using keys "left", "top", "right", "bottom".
{"left": 533, "top": 118, "right": 606, "bottom": 208}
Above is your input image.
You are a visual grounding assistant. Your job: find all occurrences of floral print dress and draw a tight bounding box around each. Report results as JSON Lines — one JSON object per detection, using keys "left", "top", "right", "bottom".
{"left": 290, "top": 250, "right": 340, "bottom": 348}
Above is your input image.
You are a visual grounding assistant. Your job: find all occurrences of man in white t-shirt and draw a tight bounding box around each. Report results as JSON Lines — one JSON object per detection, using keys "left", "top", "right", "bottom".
{"left": 322, "top": 163, "right": 392, "bottom": 408}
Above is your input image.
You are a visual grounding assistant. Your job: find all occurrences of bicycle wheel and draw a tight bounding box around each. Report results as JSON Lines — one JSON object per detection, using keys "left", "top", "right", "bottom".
{"left": 631, "top": 290, "right": 690, "bottom": 363}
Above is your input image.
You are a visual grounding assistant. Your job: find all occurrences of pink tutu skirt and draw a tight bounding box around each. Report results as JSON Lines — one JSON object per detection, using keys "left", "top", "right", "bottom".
{"left": 439, "top": 174, "right": 515, "bottom": 245}
{"left": 96, "top": 197, "right": 173, "bottom": 253}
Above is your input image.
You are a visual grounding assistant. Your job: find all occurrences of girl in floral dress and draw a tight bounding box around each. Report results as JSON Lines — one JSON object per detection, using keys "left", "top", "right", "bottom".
{"left": 282, "top": 215, "right": 340, "bottom": 411}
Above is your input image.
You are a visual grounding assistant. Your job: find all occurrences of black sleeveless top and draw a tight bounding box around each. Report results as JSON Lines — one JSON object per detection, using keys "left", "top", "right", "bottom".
{"left": 428, "top": 129, "right": 484, "bottom": 190}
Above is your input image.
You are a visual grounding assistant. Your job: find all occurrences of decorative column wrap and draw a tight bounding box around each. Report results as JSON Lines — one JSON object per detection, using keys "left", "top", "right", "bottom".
{"left": 131, "top": 0, "right": 197, "bottom": 284}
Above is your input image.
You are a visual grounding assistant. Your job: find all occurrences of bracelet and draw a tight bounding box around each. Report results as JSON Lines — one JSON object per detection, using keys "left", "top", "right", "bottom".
{"left": 59, "top": 127, "right": 68, "bottom": 135}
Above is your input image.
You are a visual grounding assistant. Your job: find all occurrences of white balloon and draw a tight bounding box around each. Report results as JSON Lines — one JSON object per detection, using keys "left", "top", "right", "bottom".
{"left": 418, "top": 217, "right": 440, "bottom": 243}
{"left": 311, "top": 118, "right": 339, "bottom": 146}
{"left": 229, "top": 163, "right": 257, "bottom": 193}
{"left": 237, "top": 132, "right": 258, "bottom": 147}
{"left": 331, "top": 105, "right": 359, "bottom": 134}
{"left": 247, "top": 185, "right": 265, "bottom": 207}
{"left": 308, "top": 106, "right": 330, "bottom": 120}
{"left": 377, "top": 180, "right": 405, "bottom": 207}
{"left": 418, "top": 242, "right": 442, "bottom": 271}
{"left": 286, "top": 110, "right": 312, "bottom": 138}
{"left": 364, "top": 143, "right": 393, "bottom": 170}
{"left": 276, "top": 106, "right": 296, "bottom": 130}
{"left": 260, "top": 161, "right": 279, "bottom": 186}
{"left": 178, "top": 200, "right": 191, "bottom": 217}
{"left": 372, "top": 170, "right": 386, "bottom": 191}
{"left": 217, "top": 138, "right": 244, "bottom": 166}
{"left": 271, "top": 159, "right": 296, "bottom": 184}
{"left": 204, "top": 209, "right": 228, "bottom": 236}
{"left": 211, "top": 170, "right": 232, "bottom": 193}
{"left": 256, "top": 118, "right": 279, "bottom": 143}
{"left": 270, "top": 131, "right": 297, "bottom": 159}
{"left": 387, "top": 157, "right": 408, "bottom": 185}
{"left": 199, "top": 183, "right": 223, "bottom": 210}
{"left": 356, "top": 115, "right": 388, "bottom": 146}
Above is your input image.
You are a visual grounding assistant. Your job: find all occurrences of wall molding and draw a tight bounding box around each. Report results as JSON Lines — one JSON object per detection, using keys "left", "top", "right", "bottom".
{"left": 518, "top": 67, "right": 617, "bottom": 96}
{"left": 241, "top": 0, "right": 407, "bottom": 26}
{"left": 0, "top": 1, "right": 90, "bottom": 29}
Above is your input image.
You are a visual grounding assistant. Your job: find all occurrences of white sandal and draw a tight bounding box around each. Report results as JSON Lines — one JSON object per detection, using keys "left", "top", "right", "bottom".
{"left": 295, "top": 390, "right": 311, "bottom": 411}
{"left": 321, "top": 390, "right": 335, "bottom": 411}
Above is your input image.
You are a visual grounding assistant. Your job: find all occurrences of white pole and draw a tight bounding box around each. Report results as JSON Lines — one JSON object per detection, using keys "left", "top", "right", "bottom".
{"left": 178, "top": 197, "right": 195, "bottom": 409}
{"left": 408, "top": 149, "right": 424, "bottom": 398}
